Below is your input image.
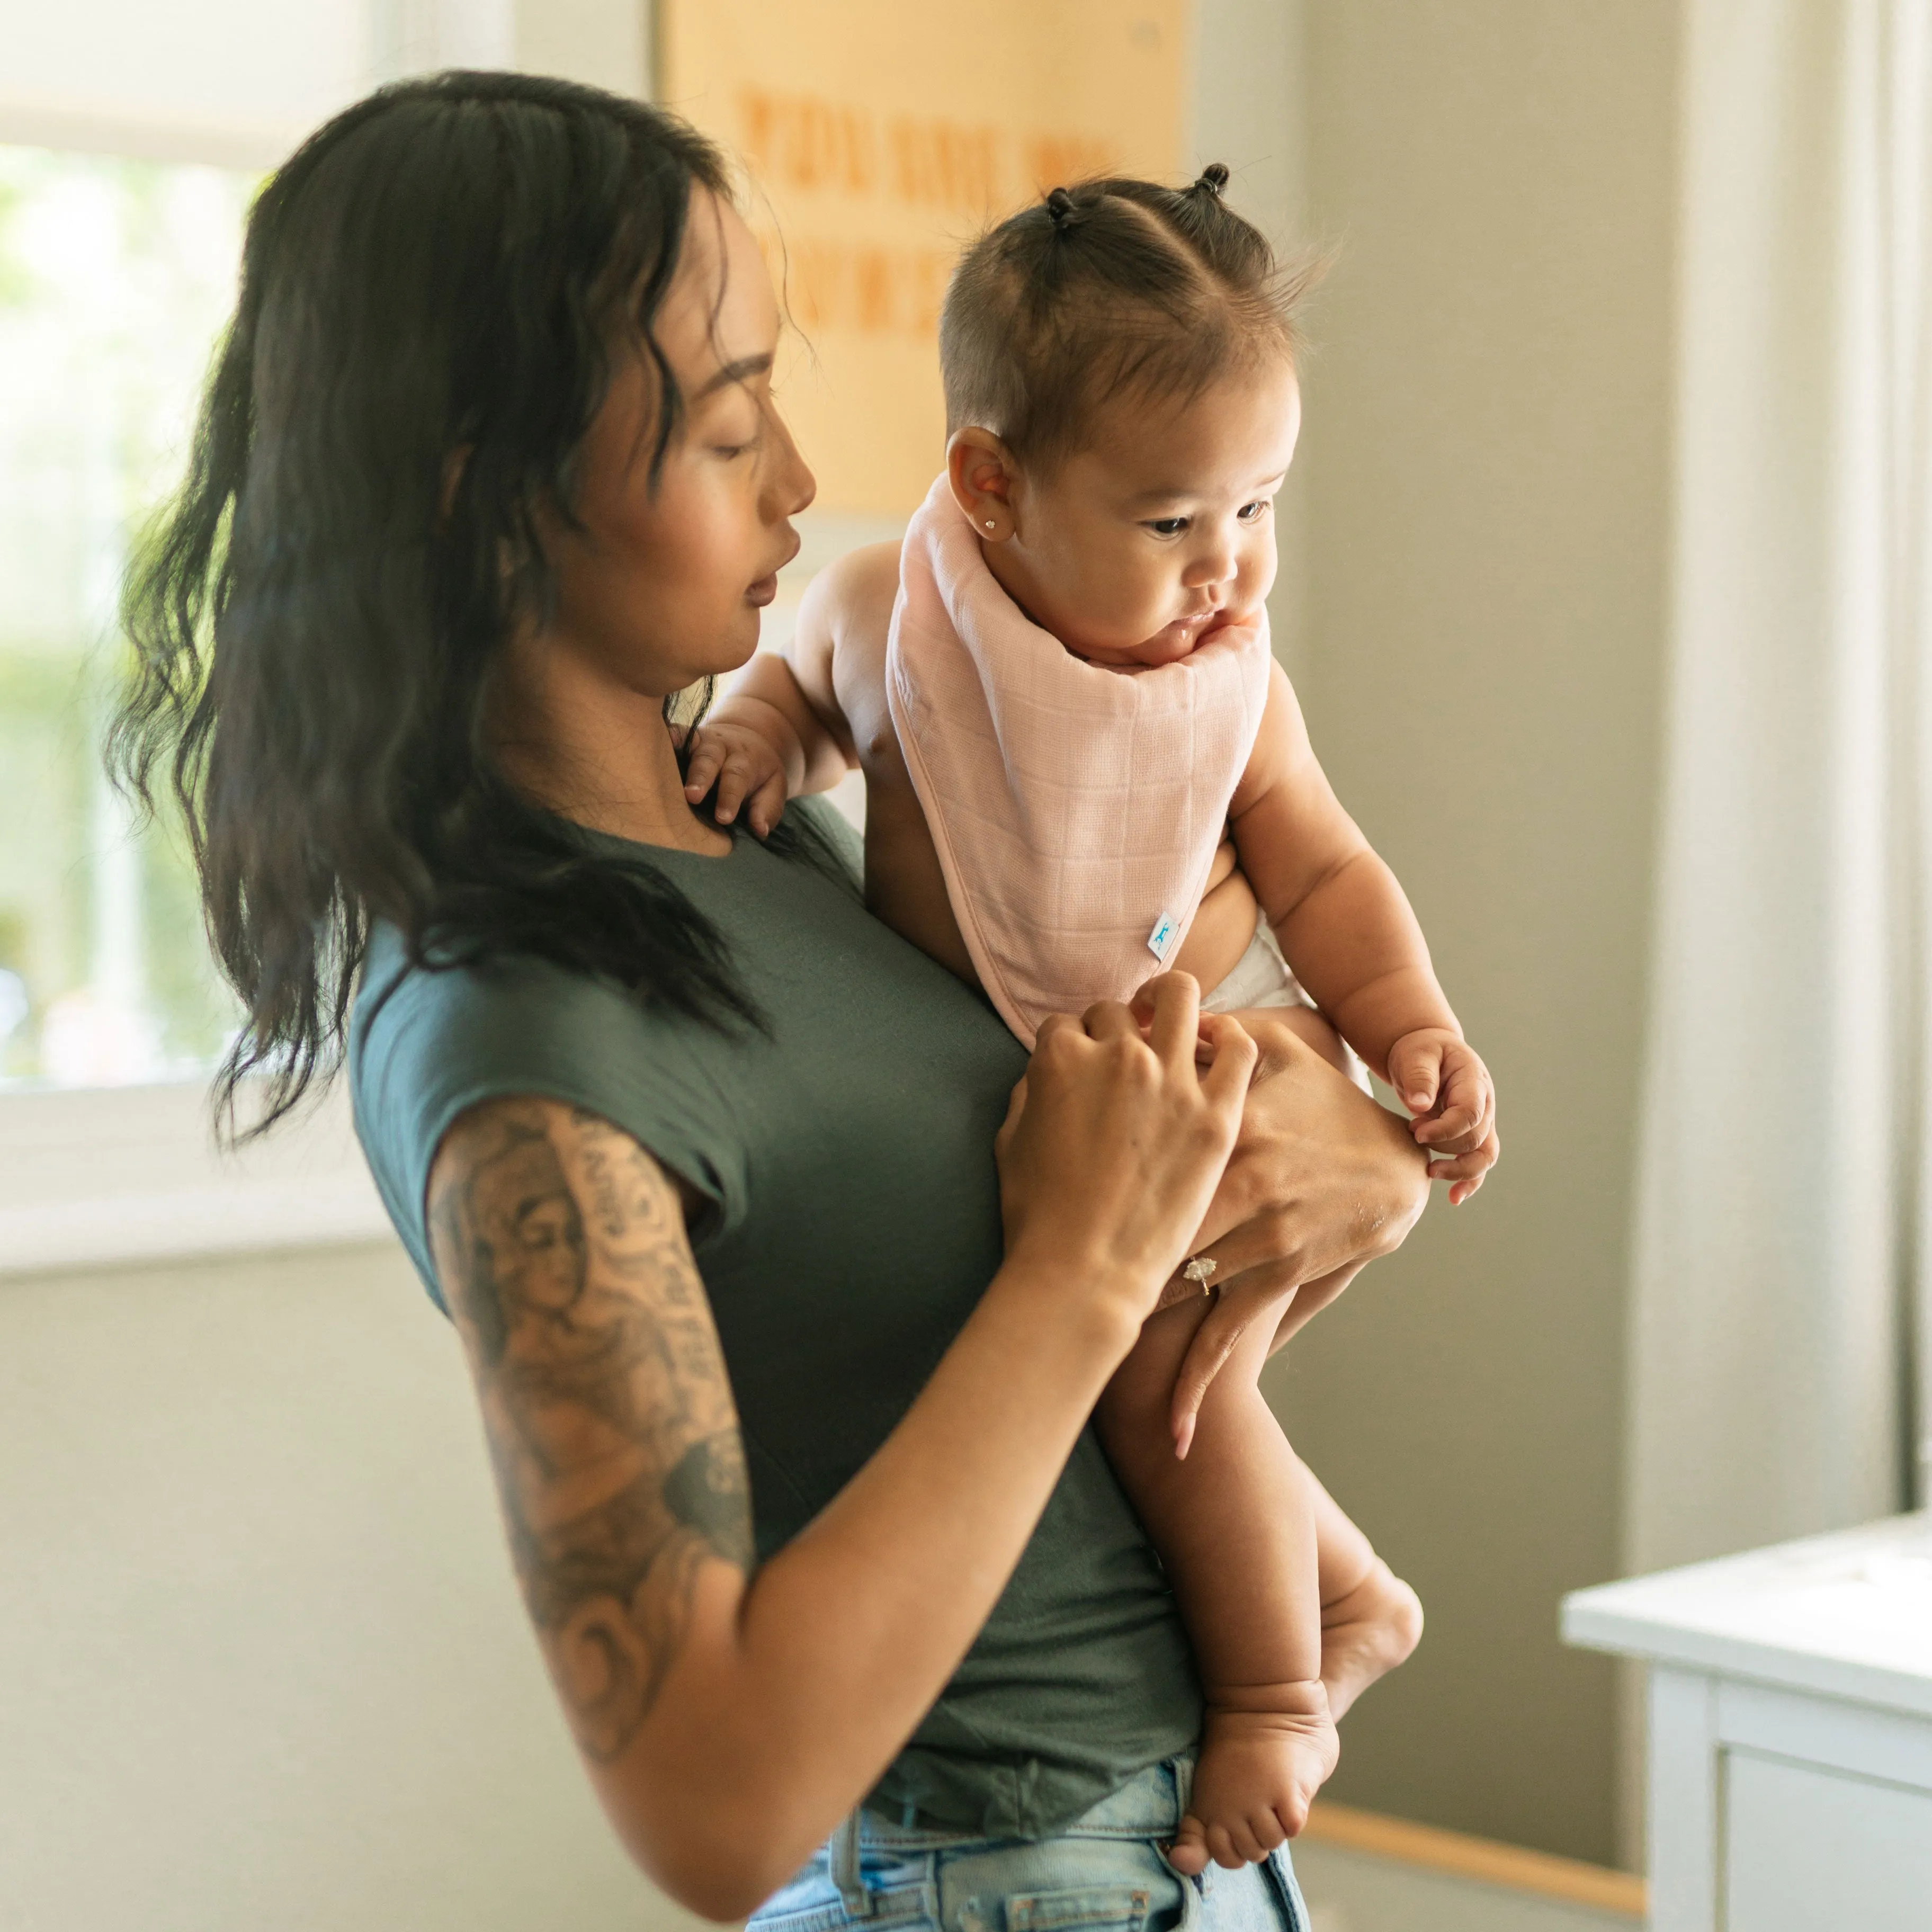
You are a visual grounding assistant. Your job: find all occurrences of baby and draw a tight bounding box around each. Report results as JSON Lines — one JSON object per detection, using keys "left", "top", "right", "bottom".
{"left": 684, "top": 167, "right": 1499, "bottom": 1870}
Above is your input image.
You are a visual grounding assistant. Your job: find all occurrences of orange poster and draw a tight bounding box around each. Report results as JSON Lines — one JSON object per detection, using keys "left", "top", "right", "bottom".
{"left": 659, "top": 2, "right": 1193, "bottom": 517}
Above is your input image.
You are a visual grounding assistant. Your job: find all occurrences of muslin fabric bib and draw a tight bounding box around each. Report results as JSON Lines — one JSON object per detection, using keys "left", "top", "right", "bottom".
{"left": 885, "top": 473, "right": 1274, "bottom": 1046}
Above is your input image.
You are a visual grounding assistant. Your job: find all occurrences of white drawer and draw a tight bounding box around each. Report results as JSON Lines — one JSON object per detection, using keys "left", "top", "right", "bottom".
{"left": 1722, "top": 1750, "right": 1932, "bottom": 1930}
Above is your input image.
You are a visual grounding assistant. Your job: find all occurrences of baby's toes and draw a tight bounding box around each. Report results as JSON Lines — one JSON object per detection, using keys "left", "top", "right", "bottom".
{"left": 1165, "top": 1815, "right": 1209, "bottom": 1877}
{"left": 1226, "top": 1819, "right": 1269, "bottom": 1866}
{"left": 1272, "top": 1783, "right": 1313, "bottom": 1840}
{"left": 1245, "top": 1806, "right": 1288, "bottom": 1856}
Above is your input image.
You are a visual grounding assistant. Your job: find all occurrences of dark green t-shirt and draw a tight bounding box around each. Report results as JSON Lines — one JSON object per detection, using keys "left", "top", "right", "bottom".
{"left": 347, "top": 800, "right": 1202, "bottom": 1839}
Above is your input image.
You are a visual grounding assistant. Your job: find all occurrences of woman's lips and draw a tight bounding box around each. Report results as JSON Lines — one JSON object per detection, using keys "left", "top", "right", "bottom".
{"left": 747, "top": 531, "right": 801, "bottom": 607}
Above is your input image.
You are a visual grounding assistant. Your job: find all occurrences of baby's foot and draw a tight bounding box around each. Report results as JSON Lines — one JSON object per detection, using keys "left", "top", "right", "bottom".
{"left": 1166, "top": 1680, "right": 1339, "bottom": 1874}
{"left": 1321, "top": 1558, "right": 1424, "bottom": 1721}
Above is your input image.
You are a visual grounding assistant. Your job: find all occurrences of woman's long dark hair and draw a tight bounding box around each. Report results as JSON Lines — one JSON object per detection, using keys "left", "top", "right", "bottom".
{"left": 113, "top": 71, "right": 818, "bottom": 1139}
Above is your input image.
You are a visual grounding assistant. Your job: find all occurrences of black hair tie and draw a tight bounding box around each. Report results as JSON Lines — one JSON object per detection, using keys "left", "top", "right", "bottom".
{"left": 1045, "top": 185, "right": 1077, "bottom": 228}
{"left": 1194, "top": 162, "right": 1230, "bottom": 198}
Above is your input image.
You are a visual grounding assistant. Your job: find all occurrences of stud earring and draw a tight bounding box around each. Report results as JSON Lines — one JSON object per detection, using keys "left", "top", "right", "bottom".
{"left": 984, "top": 519, "right": 996, "bottom": 530}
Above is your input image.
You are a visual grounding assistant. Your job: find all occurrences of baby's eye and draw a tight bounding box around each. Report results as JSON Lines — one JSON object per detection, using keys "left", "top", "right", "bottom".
{"left": 1237, "top": 499, "right": 1270, "bottom": 523}
{"left": 1145, "top": 516, "right": 1189, "bottom": 538}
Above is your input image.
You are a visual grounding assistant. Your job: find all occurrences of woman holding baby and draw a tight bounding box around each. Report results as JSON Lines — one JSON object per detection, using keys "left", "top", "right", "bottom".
{"left": 114, "top": 71, "right": 1480, "bottom": 1932}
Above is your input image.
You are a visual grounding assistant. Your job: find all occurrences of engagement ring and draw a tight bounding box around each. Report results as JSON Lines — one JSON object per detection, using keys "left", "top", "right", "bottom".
{"left": 1182, "top": 1255, "right": 1217, "bottom": 1290}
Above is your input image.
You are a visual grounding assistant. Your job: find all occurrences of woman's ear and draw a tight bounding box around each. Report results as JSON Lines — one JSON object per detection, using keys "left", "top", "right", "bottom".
{"left": 946, "top": 428, "right": 1021, "bottom": 541}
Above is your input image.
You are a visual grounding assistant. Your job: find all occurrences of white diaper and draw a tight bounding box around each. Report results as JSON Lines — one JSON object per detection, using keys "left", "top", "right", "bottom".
{"left": 1201, "top": 910, "right": 1373, "bottom": 1092}
{"left": 1200, "top": 907, "right": 1312, "bottom": 1015}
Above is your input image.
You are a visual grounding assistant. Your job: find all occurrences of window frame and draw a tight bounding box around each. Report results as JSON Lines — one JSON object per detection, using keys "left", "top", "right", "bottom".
{"left": 0, "top": 94, "right": 393, "bottom": 1276}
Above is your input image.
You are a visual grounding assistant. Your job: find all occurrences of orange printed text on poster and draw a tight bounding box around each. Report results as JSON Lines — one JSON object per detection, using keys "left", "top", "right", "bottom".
{"left": 660, "top": 3, "right": 1192, "bottom": 517}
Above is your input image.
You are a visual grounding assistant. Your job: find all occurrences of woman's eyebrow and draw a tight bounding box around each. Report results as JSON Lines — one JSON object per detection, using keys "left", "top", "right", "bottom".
{"left": 693, "top": 353, "right": 774, "bottom": 399}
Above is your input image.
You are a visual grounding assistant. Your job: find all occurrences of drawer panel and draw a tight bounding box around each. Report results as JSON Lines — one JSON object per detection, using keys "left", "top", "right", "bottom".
{"left": 1723, "top": 1750, "right": 1932, "bottom": 1930}
{"left": 1719, "top": 1679, "right": 1932, "bottom": 1793}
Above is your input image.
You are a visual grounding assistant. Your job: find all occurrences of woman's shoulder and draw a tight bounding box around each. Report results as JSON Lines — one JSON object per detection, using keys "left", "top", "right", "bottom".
{"left": 352, "top": 922, "right": 641, "bottom": 1093}
{"left": 348, "top": 924, "right": 744, "bottom": 1305}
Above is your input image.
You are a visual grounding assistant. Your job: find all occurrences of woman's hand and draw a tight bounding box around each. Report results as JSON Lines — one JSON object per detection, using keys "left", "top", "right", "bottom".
{"left": 996, "top": 975, "right": 1258, "bottom": 1343}
{"left": 1187, "top": 1008, "right": 1428, "bottom": 1285}
{"left": 1157, "top": 1013, "right": 1430, "bottom": 1441}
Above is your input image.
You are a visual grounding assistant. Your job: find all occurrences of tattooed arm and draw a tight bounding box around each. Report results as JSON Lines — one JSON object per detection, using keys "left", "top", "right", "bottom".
{"left": 427, "top": 979, "right": 1257, "bottom": 1918}
{"left": 428, "top": 1101, "right": 754, "bottom": 1767}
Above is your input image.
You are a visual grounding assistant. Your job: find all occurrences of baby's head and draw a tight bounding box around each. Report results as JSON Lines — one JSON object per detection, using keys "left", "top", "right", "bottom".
{"left": 940, "top": 165, "right": 1313, "bottom": 668}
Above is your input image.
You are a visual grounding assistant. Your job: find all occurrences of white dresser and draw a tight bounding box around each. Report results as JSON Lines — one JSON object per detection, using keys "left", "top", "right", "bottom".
{"left": 1562, "top": 1514, "right": 1932, "bottom": 1931}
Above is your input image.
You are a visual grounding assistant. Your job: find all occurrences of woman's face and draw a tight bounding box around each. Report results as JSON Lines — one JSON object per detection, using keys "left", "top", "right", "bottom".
{"left": 544, "top": 191, "right": 815, "bottom": 700}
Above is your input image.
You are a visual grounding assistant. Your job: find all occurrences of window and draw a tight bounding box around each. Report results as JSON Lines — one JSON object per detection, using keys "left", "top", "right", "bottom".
{"left": 0, "top": 145, "right": 254, "bottom": 1087}
{"left": 0, "top": 0, "right": 404, "bottom": 1267}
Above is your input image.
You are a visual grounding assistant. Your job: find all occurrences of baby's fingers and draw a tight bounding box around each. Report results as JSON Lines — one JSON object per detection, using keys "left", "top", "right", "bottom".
{"left": 744, "top": 770, "right": 790, "bottom": 839}
{"left": 711, "top": 743, "right": 781, "bottom": 825}
{"left": 1413, "top": 1106, "right": 1480, "bottom": 1150}
{"left": 711, "top": 753, "right": 753, "bottom": 824}
{"left": 1412, "top": 1056, "right": 1493, "bottom": 1150}
{"left": 1388, "top": 1034, "right": 1446, "bottom": 1116}
{"left": 1430, "top": 1127, "right": 1500, "bottom": 1205}
{"left": 681, "top": 730, "right": 725, "bottom": 801}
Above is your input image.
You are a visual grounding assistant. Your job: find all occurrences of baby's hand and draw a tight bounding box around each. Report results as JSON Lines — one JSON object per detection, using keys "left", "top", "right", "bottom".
{"left": 681, "top": 706, "right": 794, "bottom": 838}
{"left": 1386, "top": 1028, "right": 1498, "bottom": 1206}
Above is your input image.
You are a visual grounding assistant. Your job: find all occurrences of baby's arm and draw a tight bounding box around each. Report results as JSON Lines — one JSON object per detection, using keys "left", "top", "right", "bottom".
{"left": 1229, "top": 662, "right": 1498, "bottom": 1199}
{"left": 680, "top": 555, "right": 873, "bottom": 834}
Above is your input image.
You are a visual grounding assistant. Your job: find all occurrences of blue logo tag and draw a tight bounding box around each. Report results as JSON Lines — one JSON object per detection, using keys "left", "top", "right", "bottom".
{"left": 1148, "top": 912, "right": 1180, "bottom": 961}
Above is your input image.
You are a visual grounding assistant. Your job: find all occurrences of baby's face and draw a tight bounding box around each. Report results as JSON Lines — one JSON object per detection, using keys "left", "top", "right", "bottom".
{"left": 991, "top": 356, "right": 1300, "bottom": 668}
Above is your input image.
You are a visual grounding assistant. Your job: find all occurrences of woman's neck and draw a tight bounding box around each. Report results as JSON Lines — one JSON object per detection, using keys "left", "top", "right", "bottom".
{"left": 491, "top": 640, "right": 732, "bottom": 857}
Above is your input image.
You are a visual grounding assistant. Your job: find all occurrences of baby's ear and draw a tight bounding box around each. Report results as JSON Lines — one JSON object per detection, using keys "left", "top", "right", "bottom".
{"left": 946, "top": 427, "right": 1021, "bottom": 541}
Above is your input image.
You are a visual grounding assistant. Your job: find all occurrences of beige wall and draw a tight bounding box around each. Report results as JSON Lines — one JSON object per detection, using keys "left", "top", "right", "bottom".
{"left": 1252, "top": 0, "right": 1679, "bottom": 1869}
{"left": 0, "top": 1239, "right": 712, "bottom": 1932}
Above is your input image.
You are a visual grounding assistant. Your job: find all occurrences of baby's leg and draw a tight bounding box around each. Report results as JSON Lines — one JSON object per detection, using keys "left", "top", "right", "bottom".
{"left": 1096, "top": 1301, "right": 1332, "bottom": 1872}
{"left": 1214, "top": 1006, "right": 1424, "bottom": 1710}
{"left": 1307, "top": 1464, "right": 1424, "bottom": 1721}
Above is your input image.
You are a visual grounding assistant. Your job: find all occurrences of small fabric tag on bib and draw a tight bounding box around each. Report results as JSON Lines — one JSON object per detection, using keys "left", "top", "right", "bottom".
{"left": 1147, "top": 911, "right": 1182, "bottom": 962}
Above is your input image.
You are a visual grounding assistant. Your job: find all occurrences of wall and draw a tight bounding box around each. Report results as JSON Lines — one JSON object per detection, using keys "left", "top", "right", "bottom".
{"left": 0, "top": 1240, "right": 710, "bottom": 1932}
{"left": 1192, "top": 0, "right": 1310, "bottom": 669}
{"left": 1253, "top": 0, "right": 1679, "bottom": 1868}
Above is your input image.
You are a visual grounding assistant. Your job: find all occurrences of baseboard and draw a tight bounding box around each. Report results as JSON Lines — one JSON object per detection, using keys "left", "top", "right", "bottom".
{"left": 1300, "top": 1802, "right": 1647, "bottom": 1919}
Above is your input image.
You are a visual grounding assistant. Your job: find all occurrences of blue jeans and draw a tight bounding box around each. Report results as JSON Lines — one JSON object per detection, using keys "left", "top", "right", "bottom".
{"left": 748, "top": 1758, "right": 1310, "bottom": 1932}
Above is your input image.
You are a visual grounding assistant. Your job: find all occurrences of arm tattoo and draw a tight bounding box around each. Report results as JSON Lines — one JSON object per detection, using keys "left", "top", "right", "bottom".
{"left": 428, "top": 1099, "right": 753, "bottom": 1763}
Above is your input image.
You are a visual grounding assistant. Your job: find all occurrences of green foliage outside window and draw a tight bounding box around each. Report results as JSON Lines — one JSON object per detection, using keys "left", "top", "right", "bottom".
{"left": 0, "top": 146, "right": 251, "bottom": 1085}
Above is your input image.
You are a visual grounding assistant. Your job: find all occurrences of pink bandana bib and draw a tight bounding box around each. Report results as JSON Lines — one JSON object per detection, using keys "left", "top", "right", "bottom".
{"left": 885, "top": 474, "right": 1273, "bottom": 1046}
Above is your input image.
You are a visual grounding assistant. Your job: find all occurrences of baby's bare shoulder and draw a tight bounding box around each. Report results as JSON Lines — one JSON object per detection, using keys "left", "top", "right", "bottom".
{"left": 808, "top": 540, "right": 902, "bottom": 753}
{"left": 817, "top": 540, "right": 902, "bottom": 657}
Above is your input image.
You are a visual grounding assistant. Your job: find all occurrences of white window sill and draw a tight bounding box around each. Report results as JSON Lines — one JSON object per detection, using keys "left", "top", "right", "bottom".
{"left": 0, "top": 1078, "right": 395, "bottom": 1280}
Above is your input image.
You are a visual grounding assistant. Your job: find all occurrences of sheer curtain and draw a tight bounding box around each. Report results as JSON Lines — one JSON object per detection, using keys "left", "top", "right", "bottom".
{"left": 1627, "top": 0, "right": 1932, "bottom": 1580}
